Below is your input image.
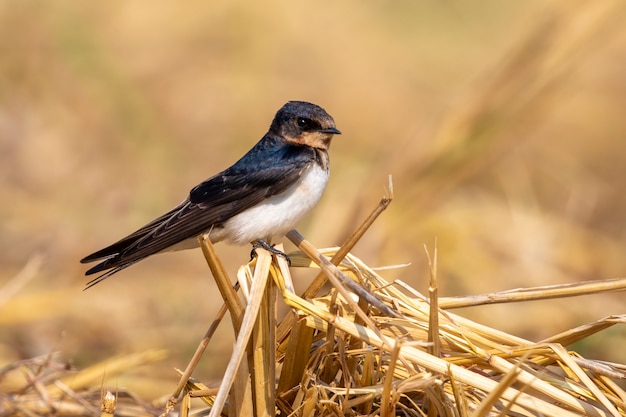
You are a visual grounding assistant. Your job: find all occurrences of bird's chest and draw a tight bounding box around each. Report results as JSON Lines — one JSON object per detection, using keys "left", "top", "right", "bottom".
{"left": 221, "top": 163, "right": 329, "bottom": 244}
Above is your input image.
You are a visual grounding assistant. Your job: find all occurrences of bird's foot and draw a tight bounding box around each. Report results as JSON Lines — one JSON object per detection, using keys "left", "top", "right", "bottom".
{"left": 250, "top": 240, "right": 291, "bottom": 265}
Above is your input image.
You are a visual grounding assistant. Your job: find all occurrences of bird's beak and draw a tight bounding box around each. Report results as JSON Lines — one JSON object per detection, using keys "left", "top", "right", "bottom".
{"left": 318, "top": 127, "right": 341, "bottom": 135}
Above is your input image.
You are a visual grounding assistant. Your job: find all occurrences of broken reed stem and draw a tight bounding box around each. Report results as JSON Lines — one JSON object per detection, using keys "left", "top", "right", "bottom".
{"left": 438, "top": 277, "right": 626, "bottom": 309}
{"left": 304, "top": 194, "right": 392, "bottom": 299}
{"left": 207, "top": 249, "right": 273, "bottom": 417}
{"left": 198, "top": 235, "right": 245, "bottom": 332}
{"left": 286, "top": 229, "right": 398, "bottom": 328}
{"left": 276, "top": 193, "right": 393, "bottom": 343}
{"left": 424, "top": 242, "right": 440, "bottom": 357}
{"left": 251, "top": 256, "right": 277, "bottom": 417}
{"left": 540, "top": 315, "right": 626, "bottom": 346}
{"left": 286, "top": 229, "right": 400, "bottom": 319}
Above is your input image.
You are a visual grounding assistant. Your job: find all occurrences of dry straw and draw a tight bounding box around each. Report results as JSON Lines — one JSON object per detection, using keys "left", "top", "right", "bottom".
{"left": 2, "top": 192, "right": 626, "bottom": 416}
{"left": 152, "top": 190, "right": 625, "bottom": 417}
{"left": 5, "top": 3, "right": 626, "bottom": 416}
{"left": 195, "top": 248, "right": 624, "bottom": 416}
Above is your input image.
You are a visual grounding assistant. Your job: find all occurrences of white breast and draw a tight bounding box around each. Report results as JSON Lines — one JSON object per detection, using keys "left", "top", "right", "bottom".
{"left": 212, "top": 163, "right": 329, "bottom": 245}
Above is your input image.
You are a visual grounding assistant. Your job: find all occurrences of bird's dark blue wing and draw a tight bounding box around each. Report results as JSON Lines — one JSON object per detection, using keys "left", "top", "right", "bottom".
{"left": 81, "top": 137, "right": 317, "bottom": 283}
{"left": 189, "top": 135, "right": 315, "bottom": 207}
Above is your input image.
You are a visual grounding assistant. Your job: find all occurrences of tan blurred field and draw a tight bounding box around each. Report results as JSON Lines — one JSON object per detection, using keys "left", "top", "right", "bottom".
{"left": 1, "top": 0, "right": 626, "bottom": 403}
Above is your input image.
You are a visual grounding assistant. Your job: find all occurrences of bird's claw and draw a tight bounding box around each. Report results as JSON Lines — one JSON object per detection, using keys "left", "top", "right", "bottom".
{"left": 250, "top": 240, "right": 291, "bottom": 265}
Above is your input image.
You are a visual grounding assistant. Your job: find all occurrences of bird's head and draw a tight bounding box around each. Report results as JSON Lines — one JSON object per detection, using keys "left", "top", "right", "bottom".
{"left": 270, "top": 101, "right": 341, "bottom": 150}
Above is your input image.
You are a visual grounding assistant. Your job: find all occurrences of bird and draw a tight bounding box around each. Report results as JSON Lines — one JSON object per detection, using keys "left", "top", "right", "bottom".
{"left": 80, "top": 101, "right": 341, "bottom": 289}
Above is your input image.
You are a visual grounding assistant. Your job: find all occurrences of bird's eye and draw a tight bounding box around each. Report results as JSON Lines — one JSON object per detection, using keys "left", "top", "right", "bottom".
{"left": 297, "top": 117, "right": 311, "bottom": 128}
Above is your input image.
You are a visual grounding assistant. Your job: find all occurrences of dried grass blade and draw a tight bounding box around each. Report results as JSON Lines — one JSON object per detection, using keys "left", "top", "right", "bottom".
{"left": 470, "top": 356, "right": 523, "bottom": 417}
{"left": 548, "top": 343, "right": 622, "bottom": 417}
{"left": 277, "top": 316, "right": 314, "bottom": 395}
{"left": 598, "top": 376, "right": 626, "bottom": 407}
{"left": 487, "top": 353, "right": 611, "bottom": 417}
{"left": 179, "top": 391, "right": 190, "bottom": 417}
{"left": 207, "top": 249, "right": 272, "bottom": 417}
{"left": 541, "top": 314, "right": 626, "bottom": 346}
{"left": 380, "top": 340, "right": 400, "bottom": 417}
{"left": 447, "top": 365, "right": 468, "bottom": 417}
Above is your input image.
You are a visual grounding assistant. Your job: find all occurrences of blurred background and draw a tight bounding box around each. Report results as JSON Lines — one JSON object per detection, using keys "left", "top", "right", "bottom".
{"left": 1, "top": 0, "right": 625, "bottom": 398}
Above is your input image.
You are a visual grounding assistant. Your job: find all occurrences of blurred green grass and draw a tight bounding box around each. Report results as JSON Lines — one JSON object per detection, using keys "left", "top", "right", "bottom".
{"left": 1, "top": 0, "right": 626, "bottom": 398}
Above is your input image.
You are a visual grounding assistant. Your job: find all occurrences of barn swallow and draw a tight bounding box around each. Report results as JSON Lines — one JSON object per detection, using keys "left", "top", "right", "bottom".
{"left": 81, "top": 101, "right": 340, "bottom": 288}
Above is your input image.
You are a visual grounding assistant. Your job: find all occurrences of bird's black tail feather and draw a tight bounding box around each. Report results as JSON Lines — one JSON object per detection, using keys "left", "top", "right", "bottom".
{"left": 83, "top": 260, "right": 140, "bottom": 290}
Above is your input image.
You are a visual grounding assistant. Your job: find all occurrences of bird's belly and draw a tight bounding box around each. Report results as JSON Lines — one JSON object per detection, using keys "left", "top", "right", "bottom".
{"left": 215, "top": 163, "right": 329, "bottom": 245}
